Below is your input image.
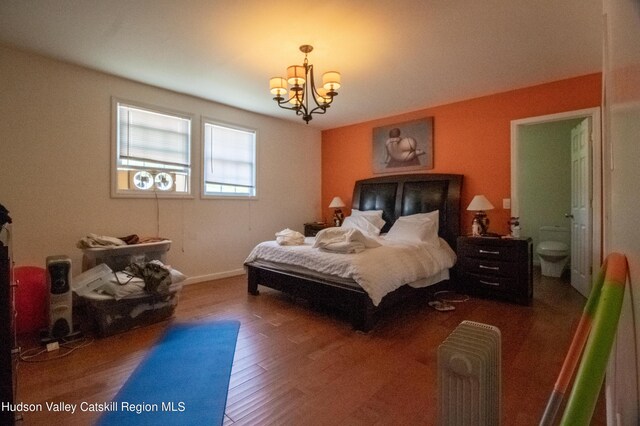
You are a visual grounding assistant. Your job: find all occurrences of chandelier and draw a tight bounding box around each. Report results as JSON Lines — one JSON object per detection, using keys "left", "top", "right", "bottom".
{"left": 269, "top": 45, "right": 341, "bottom": 124}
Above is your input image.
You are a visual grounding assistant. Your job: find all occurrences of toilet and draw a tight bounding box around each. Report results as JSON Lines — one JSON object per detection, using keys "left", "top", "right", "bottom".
{"left": 537, "top": 226, "right": 570, "bottom": 278}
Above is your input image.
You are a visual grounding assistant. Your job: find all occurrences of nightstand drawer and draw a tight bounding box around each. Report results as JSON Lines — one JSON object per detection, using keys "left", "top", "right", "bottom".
{"left": 464, "top": 273, "right": 518, "bottom": 293}
{"left": 458, "top": 257, "right": 520, "bottom": 278}
{"left": 457, "top": 240, "right": 519, "bottom": 261}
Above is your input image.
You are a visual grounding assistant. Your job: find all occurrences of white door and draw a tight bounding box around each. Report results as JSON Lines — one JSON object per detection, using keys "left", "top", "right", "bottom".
{"left": 570, "top": 118, "right": 592, "bottom": 297}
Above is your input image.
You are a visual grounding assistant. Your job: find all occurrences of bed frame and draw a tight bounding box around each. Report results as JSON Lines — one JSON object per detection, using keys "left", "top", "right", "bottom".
{"left": 246, "top": 173, "right": 463, "bottom": 331}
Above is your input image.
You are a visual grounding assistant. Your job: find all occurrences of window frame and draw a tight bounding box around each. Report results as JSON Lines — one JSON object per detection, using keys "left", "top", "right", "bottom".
{"left": 111, "top": 97, "right": 194, "bottom": 199}
{"left": 201, "top": 118, "right": 258, "bottom": 200}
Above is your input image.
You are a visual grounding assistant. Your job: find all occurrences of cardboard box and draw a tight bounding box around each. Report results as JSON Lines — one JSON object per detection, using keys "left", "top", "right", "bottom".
{"left": 72, "top": 263, "right": 112, "bottom": 297}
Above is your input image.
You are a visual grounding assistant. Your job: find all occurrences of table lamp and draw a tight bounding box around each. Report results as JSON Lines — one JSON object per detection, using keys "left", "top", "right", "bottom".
{"left": 328, "top": 196, "right": 346, "bottom": 226}
{"left": 467, "top": 195, "right": 495, "bottom": 236}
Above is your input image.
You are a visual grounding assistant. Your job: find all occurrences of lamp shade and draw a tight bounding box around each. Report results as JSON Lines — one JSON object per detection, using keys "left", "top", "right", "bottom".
{"left": 467, "top": 195, "right": 494, "bottom": 211}
{"left": 328, "top": 196, "right": 346, "bottom": 208}
{"left": 322, "top": 71, "right": 341, "bottom": 91}
{"left": 269, "top": 77, "right": 287, "bottom": 96}
{"left": 287, "top": 65, "right": 306, "bottom": 86}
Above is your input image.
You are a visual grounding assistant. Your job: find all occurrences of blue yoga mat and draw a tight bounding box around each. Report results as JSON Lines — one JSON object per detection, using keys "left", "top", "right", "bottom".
{"left": 98, "top": 320, "right": 240, "bottom": 426}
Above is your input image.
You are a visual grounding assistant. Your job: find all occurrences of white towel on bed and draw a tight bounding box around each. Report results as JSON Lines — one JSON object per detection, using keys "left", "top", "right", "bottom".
{"left": 312, "top": 227, "right": 381, "bottom": 253}
{"left": 275, "top": 228, "right": 305, "bottom": 246}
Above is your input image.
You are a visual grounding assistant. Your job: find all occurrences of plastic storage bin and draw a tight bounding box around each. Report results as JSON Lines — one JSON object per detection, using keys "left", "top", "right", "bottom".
{"left": 82, "top": 287, "right": 180, "bottom": 337}
{"left": 81, "top": 240, "right": 171, "bottom": 272}
{"left": 77, "top": 240, "right": 178, "bottom": 336}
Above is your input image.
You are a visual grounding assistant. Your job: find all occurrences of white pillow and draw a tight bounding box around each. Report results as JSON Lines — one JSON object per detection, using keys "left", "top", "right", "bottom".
{"left": 350, "top": 209, "right": 386, "bottom": 230}
{"left": 399, "top": 210, "right": 439, "bottom": 229}
{"left": 352, "top": 209, "right": 383, "bottom": 217}
{"left": 386, "top": 215, "right": 440, "bottom": 247}
{"left": 341, "top": 215, "right": 383, "bottom": 236}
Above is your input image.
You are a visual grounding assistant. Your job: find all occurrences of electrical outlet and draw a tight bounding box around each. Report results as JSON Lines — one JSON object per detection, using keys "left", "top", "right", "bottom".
{"left": 503, "top": 198, "right": 511, "bottom": 209}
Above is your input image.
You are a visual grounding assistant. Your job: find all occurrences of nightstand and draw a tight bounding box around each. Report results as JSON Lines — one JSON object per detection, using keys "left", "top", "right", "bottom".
{"left": 304, "top": 222, "right": 330, "bottom": 237}
{"left": 457, "top": 236, "right": 533, "bottom": 305}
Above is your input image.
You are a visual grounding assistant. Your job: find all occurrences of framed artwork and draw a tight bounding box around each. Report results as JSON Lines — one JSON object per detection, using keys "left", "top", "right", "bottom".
{"left": 372, "top": 117, "right": 434, "bottom": 174}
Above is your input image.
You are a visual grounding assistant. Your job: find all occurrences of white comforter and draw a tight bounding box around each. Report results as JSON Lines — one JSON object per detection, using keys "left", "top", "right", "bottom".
{"left": 244, "top": 235, "right": 457, "bottom": 306}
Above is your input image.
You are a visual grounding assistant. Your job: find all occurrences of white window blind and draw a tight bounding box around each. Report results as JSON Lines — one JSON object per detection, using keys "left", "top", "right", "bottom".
{"left": 113, "top": 101, "right": 192, "bottom": 197}
{"left": 118, "top": 104, "right": 191, "bottom": 168}
{"left": 204, "top": 122, "right": 256, "bottom": 196}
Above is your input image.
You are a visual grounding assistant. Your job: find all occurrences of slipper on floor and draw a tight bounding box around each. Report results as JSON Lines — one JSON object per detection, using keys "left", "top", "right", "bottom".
{"left": 429, "top": 300, "right": 455, "bottom": 312}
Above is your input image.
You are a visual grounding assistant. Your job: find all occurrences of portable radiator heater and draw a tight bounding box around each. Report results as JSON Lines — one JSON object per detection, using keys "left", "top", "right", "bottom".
{"left": 45, "top": 255, "right": 73, "bottom": 340}
{"left": 437, "top": 320, "right": 502, "bottom": 426}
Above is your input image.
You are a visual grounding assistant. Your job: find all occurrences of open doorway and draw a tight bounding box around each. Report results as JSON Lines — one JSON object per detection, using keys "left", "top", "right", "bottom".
{"left": 510, "top": 108, "right": 601, "bottom": 297}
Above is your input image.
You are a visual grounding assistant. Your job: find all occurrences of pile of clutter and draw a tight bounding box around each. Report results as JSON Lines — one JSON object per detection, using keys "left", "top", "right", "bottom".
{"left": 74, "top": 233, "right": 185, "bottom": 336}
{"left": 74, "top": 233, "right": 185, "bottom": 300}
{"left": 76, "top": 233, "right": 167, "bottom": 249}
{"left": 74, "top": 260, "right": 186, "bottom": 300}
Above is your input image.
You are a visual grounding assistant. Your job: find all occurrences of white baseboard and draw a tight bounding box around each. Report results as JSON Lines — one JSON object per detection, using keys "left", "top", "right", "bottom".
{"left": 183, "top": 268, "right": 246, "bottom": 286}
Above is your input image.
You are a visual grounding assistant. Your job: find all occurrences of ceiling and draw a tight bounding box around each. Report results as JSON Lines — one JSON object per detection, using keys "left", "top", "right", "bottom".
{"left": 0, "top": 0, "right": 603, "bottom": 130}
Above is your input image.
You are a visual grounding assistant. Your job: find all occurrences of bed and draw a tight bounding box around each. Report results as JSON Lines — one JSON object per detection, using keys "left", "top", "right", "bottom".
{"left": 245, "top": 173, "right": 463, "bottom": 331}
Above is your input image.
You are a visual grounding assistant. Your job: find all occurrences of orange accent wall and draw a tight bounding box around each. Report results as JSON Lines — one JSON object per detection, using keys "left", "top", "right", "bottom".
{"left": 321, "top": 73, "right": 602, "bottom": 235}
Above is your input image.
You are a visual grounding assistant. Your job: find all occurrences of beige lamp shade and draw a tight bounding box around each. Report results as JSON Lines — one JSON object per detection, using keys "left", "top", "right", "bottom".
{"left": 287, "top": 66, "right": 306, "bottom": 86}
{"left": 328, "top": 196, "right": 346, "bottom": 208}
{"left": 322, "top": 71, "right": 341, "bottom": 91}
{"left": 467, "top": 195, "right": 495, "bottom": 211}
{"left": 269, "top": 77, "right": 287, "bottom": 96}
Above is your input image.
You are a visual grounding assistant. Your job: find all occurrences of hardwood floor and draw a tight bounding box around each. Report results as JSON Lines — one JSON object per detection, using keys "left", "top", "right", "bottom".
{"left": 14, "top": 268, "right": 605, "bottom": 425}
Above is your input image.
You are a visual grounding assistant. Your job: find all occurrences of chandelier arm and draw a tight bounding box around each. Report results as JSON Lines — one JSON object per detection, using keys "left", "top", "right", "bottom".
{"left": 300, "top": 62, "right": 312, "bottom": 118}
{"left": 276, "top": 103, "right": 301, "bottom": 113}
{"left": 294, "top": 86, "right": 306, "bottom": 116}
{"left": 275, "top": 90, "right": 304, "bottom": 114}
{"left": 307, "top": 92, "right": 334, "bottom": 116}
{"left": 276, "top": 102, "right": 305, "bottom": 117}
{"left": 308, "top": 104, "right": 330, "bottom": 116}
{"left": 308, "top": 64, "right": 336, "bottom": 110}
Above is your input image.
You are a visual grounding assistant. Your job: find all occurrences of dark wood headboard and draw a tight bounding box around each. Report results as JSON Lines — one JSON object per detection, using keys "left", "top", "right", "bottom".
{"left": 352, "top": 173, "right": 463, "bottom": 249}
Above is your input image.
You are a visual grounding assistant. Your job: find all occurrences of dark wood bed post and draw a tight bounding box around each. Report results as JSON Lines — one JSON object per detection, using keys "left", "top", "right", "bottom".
{"left": 356, "top": 299, "right": 376, "bottom": 332}
{"left": 247, "top": 265, "right": 260, "bottom": 295}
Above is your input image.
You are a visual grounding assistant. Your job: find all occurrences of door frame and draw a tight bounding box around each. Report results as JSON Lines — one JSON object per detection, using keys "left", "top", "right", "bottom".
{"left": 510, "top": 107, "right": 602, "bottom": 280}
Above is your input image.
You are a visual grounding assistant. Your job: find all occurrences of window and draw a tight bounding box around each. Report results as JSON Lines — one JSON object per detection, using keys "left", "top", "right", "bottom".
{"left": 113, "top": 100, "right": 192, "bottom": 197}
{"left": 203, "top": 121, "right": 257, "bottom": 198}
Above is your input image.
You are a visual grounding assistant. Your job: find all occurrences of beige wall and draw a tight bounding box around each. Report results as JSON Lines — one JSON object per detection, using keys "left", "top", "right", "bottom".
{"left": 0, "top": 45, "right": 322, "bottom": 282}
{"left": 604, "top": 0, "right": 640, "bottom": 422}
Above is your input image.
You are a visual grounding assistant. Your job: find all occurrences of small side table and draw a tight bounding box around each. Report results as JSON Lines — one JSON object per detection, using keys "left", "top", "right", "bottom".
{"left": 304, "top": 222, "right": 330, "bottom": 237}
{"left": 457, "top": 236, "right": 533, "bottom": 305}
